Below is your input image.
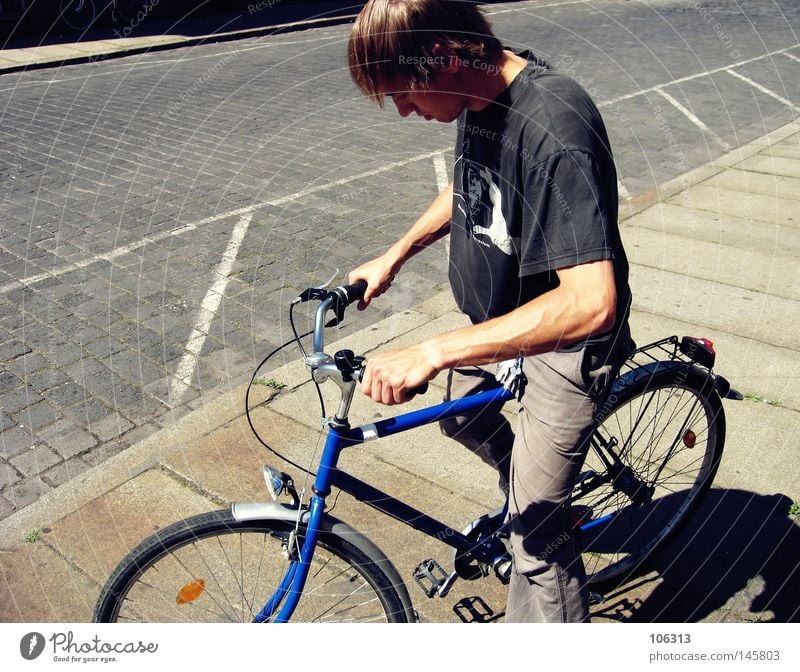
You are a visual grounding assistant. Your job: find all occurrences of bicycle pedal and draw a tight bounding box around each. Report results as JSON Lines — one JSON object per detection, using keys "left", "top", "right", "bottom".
{"left": 413, "top": 558, "right": 449, "bottom": 599}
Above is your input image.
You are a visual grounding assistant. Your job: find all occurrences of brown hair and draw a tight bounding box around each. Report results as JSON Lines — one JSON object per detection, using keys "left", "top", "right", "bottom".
{"left": 348, "top": 0, "right": 503, "bottom": 106}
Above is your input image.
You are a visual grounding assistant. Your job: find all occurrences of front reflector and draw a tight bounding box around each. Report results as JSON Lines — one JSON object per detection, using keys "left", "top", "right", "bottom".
{"left": 683, "top": 430, "right": 697, "bottom": 448}
{"left": 176, "top": 579, "right": 205, "bottom": 604}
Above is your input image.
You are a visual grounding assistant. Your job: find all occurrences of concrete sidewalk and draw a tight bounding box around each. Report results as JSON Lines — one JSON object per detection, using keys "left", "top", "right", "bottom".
{"left": 0, "top": 104, "right": 798, "bottom": 621}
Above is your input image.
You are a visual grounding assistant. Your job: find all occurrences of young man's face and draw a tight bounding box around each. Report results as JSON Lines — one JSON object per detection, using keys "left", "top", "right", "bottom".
{"left": 384, "top": 69, "right": 469, "bottom": 123}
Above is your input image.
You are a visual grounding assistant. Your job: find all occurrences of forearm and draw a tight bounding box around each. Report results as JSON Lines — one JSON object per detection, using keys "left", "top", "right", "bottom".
{"left": 424, "top": 263, "right": 617, "bottom": 371}
{"left": 383, "top": 182, "right": 453, "bottom": 271}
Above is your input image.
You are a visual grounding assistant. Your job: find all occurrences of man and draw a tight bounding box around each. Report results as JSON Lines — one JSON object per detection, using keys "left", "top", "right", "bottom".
{"left": 347, "top": 0, "right": 632, "bottom": 622}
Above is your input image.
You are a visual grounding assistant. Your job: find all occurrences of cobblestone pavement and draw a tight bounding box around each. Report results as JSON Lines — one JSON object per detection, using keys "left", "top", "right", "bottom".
{"left": 1, "top": 0, "right": 798, "bottom": 518}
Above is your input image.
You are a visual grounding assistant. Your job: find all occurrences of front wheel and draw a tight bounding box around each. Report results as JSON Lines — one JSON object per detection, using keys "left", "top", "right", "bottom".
{"left": 575, "top": 365, "right": 725, "bottom": 588}
{"left": 94, "top": 509, "right": 410, "bottom": 622}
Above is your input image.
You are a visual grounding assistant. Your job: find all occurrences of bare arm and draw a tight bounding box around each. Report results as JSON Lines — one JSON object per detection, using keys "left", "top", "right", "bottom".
{"left": 361, "top": 259, "right": 617, "bottom": 405}
{"left": 349, "top": 182, "right": 453, "bottom": 308}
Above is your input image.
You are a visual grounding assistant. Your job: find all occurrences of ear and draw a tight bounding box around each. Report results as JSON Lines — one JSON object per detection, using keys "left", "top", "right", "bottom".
{"left": 432, "top": 43, "right": 461, "bottom": 74}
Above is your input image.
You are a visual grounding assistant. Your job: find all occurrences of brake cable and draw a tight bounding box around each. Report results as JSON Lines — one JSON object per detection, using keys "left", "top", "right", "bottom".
{"left": 244, "top": 300, "right": 326, "bottom": 477}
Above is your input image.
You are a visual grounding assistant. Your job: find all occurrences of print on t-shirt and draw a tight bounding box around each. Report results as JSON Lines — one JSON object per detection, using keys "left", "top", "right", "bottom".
{"left": 454, "top": 154, "right": 514, "bottom": 256}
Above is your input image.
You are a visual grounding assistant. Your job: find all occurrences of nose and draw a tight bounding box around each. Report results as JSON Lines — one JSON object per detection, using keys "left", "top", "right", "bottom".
{"left": 392, "top": 97, "right": 415, "bottom": 118}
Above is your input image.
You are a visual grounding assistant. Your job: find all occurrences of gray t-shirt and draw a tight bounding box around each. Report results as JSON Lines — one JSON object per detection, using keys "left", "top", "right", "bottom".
{"left": 449, "top": 53, "right": 631, "bottom": 351}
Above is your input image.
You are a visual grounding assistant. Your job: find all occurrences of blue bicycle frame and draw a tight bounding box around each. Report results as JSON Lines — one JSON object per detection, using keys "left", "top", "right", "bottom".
{"left": 255, "top": 385, "right": 515, "bottom": 622}
{"left": 250, "top": 282, "right": 626, "bottom": 622}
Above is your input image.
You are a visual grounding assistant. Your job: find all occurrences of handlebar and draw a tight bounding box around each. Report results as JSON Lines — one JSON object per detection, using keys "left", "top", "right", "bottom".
{"left": 304, "top": 279, "right": 367, "bottom": 354}
{"left": 297, "top": 278, "right": 428, "bottom": 400}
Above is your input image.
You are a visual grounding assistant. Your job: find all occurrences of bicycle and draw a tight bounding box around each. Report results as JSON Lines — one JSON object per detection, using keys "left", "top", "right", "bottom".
{"left": 94, "top": 279, "right": 736, "bottom": 622}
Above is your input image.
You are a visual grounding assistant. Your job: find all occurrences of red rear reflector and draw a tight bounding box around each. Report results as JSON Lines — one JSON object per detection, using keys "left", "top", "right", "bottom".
{"left": 690, "top": 337, "right": 715, "bottom": 354}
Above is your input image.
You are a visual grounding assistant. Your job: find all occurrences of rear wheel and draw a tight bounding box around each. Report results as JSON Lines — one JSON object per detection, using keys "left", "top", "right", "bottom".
{"left": 94, "top": 509, "right": 409, "bottom": 622}
{"left": 575, "top": 365, "right": 725, "bottom": 588}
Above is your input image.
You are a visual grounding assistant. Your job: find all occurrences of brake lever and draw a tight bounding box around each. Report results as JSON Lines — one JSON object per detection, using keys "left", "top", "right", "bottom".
{"left": 292, "top": 269, "right": 340, "bottom": 305}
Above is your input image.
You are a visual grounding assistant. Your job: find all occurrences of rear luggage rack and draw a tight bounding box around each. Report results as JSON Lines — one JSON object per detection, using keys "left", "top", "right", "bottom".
{"left": 622, "top": 335, "right": 716, "bottom": 373}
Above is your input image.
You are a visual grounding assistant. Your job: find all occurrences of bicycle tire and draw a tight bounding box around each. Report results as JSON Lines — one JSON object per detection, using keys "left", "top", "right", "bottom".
{"left": 94, "top": 509, "right": 410, "bottom": 622}
{"left": 575, "top": 364, "right": 725, "bottom": 588}
{"left": 59, "top": 0, "right": 96, "bottom": 30}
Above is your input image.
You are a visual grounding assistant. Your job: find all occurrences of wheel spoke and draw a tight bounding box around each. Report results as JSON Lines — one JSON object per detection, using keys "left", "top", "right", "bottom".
{"left": 95, "top": 512, "right": 406, "bottom": 622}
{"left": 576, "top": 369, "right": 723, "bottom": 586}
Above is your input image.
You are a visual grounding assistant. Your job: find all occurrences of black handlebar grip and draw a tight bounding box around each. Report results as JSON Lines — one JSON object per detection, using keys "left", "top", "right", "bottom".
{"left": 335, "top": 279, "right": 368, "bottom": 306}
{"left": 325, "top": 279, "right": 368, "bottom": 325}
{"left": 408, "top": 382, "right": 429, "bottom": 398}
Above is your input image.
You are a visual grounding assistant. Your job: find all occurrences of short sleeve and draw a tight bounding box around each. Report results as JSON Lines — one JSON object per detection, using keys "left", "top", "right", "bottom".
{"left": 519, "top": 149, "right": 614, "bottom": 276}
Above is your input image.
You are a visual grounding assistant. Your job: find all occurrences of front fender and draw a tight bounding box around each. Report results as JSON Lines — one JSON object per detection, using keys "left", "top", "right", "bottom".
{"left": 231, "top": 501, "right": 417, "bottom": 622}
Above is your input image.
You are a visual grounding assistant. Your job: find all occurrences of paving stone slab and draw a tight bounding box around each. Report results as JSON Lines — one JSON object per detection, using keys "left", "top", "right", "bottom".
{"left": 630, "top": 264, "right": 800, "bottom": 351}
{"left": 6, "top": 476, "right": 51, "bottom": 512}
{"left": 668, "top": 184, "right": 799, "bottom": 228}
{"left": 41, "top": 456, "right": 93, "bottom": 488}
{"left": 10, "top": 445, "right": 61, "bottom": 478}
{"left": 42, "top": 469, "right": 220, "bottom": 586}
{"left": 0, "top": 541, "right": 98, "bottom": 622}
{"left": 0, "top": 458, "right": 21, "bottom": 490}
{"left": 0, "top": 426, "right": 35, "bottom": 459}
{"left": 629, "top": 310, "right": 800, "bottom": 413}
{"left": 741, "top": 153, "right": 800, "bottom": 180}
{"left": 624, "top": 201, "right": 800, "bottom": 258}
{"left": 625, "top": 225, "right": 798, "bottom": 301}
{"left": 713, "top": 401, "right": 800, "bottom": 498}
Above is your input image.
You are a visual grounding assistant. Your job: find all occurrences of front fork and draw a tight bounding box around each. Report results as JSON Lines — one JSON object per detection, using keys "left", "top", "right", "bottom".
{"left": 252, "top": 495, "right": 327, "bottom": 623}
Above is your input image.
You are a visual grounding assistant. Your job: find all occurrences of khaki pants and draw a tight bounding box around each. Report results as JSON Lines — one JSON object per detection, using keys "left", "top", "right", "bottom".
{"left": 440, "top": 340, "right": 625, "bottom": 622}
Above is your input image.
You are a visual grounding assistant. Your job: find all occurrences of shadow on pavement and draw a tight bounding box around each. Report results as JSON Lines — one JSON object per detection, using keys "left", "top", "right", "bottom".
{"left": 593, "top": 489, "right": 800, "bottom": 623}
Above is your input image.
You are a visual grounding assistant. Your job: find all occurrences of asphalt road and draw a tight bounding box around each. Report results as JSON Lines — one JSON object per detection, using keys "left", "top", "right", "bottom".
{"left": 0, "top": 0, "right": 798, "bottom": 518}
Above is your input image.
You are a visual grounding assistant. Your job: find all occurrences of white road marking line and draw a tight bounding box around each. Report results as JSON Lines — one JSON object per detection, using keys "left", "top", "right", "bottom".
{"left": 725, "top": 69, "right": 800, "bottom": 115}
{"left": 782, "top": 51, "right": 800, "bottom": 65}
{"left": 0, "top": 223, "right": 199, "bottom": 295}
{"left": 655, "top": 88, "right": 732, "bottom": 152}
{"left": 601, "top": 44, "right": 800, "bottom": 107}
{"left": 0, "top": 148, "right": 449, "bottom": 296}
{"left": 168, "top": 212, "right": 252, "bottom": 404}
{"left": 433, "top": 152, "right": 449, "bottom": 192}
{"left": 617, "top": 179, "right": 631, "bottom": 201}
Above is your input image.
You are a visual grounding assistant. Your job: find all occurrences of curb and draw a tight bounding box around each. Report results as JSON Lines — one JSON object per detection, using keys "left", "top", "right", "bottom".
{"left": 618, "top": 119, "right": 800, "bottom": 224}
{"left": 0, "top": 12, "right": 358, "bottom": 75}
{"left": 0, "top": 292, "right": 451, "bottom": 549}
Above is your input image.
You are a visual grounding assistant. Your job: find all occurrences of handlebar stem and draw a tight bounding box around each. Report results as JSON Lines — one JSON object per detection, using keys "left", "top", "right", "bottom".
{"left": 307, "top": 297, "right": 360, "bottom": 425}
{"left": 312, "top": 362, "right": 358, "bottom": 426}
